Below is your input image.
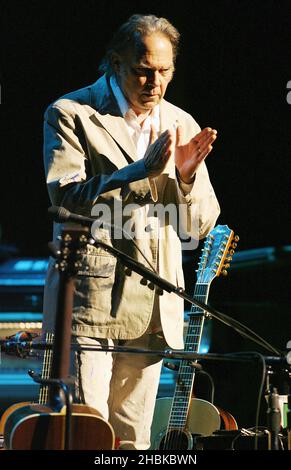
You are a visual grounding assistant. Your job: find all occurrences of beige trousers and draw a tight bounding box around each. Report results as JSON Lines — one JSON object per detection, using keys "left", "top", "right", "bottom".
{"left": 72, "top": 330, "right": 166, "bottom": 450}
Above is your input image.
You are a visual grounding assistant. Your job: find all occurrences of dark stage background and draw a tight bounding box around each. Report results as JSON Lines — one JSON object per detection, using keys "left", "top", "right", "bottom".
{"left": 1, "top": 0, "right": 291, "bottom": 433}
{"left": 1, "top": 0, "right": 291, "bottom": 255}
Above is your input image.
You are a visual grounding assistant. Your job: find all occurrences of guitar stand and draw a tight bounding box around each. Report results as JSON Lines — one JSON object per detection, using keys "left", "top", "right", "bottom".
{"left": 28, "top": 370, "right": 74, "bottom": 450}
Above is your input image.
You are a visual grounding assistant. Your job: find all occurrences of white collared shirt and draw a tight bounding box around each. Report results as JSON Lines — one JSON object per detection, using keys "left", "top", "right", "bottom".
{"left": 110, "top": 75, "right": 160, "bottom": 160}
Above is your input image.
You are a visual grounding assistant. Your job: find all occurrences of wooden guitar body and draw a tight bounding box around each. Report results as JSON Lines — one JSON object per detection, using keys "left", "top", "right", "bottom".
{"left": 151, "top": 397, "right": 221, "bottom": 450}
{"left": 3, "top": 403, "right": 115, "bottom": 450}
{"left": 0, "top": 402, "right": 31, "bottom": 435}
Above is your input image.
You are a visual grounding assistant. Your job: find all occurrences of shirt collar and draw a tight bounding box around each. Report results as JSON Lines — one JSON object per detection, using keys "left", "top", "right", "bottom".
{"left": 110, "top": 75, "right": 129, "bottom": 117}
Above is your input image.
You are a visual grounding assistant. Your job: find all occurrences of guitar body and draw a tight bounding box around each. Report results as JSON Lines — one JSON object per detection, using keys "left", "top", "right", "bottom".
{"left": 3, "top": 403, "right": 115, "bottom": 450}
{"left": 0, "top": 402, "right": 31, "bottom": 435}
{"left": 151, "top": 397, "right": 221, "bottom": 450}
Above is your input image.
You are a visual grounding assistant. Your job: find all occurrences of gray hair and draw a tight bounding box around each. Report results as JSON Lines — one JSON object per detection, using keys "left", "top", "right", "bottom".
{"left": 99, "top": 14, "right": 180, "bottom": 76}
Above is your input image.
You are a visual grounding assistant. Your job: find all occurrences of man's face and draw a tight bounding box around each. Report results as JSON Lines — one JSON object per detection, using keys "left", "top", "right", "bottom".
{"left": 114, "top": 33, "right": 174, "bottom": 115}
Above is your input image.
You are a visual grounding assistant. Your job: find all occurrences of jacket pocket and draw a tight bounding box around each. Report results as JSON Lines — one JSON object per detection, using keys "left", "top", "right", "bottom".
{"left": 77, "top": 252, "right": 116, "bottom": 277}
{"left": 73, "top": 253, "right": 117, "bottom": 318}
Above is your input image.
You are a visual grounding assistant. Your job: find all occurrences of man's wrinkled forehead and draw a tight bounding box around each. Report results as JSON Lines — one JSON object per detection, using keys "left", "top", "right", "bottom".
{"left": 122, "top": 33, "right": 174, "bottom": 67}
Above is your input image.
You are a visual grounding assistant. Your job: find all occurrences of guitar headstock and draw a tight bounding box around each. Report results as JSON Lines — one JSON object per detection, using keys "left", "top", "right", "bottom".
{"left": 196, "top": 225, "right": 239, "bottom": 284}
{"left": 53, "top": 226, "right": 90, "bottom": 276}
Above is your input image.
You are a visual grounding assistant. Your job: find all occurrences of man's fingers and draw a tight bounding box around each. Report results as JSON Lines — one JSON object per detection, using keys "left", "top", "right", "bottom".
{"left": 192, "top": 127, "right": 213, "bottom": 141}
{"left": 144, "top": 128, "right": 174, "bottom": 175}
{"left": 197, "top": 144, "right": 214, "bottom": 163}
{"left": 197, "top": 132, "right": 217, "bottom": 151}
{"left": 197, "top": 133, "right": 217, "bottom": 154}
{"left": 193, "top": 129, "right": 217, "bottom": 159}
{"left": 193, "top": 127, "right": 217, "bottom": 145}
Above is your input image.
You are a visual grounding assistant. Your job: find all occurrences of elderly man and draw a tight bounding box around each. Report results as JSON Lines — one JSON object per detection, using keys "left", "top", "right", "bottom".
{"left": 43, "top": 14, "right": 220, "bottom": 449}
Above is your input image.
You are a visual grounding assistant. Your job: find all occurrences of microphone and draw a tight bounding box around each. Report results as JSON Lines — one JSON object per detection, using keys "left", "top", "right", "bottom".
{"left": 48, "top": 206, "right": 95, "bottom": 226}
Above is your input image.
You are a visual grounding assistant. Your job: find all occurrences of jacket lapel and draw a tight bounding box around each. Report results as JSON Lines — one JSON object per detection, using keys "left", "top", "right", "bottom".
{"left": 160, "top": 99, "right": 178, "bottom": 133}
{"left": 89, "top": 75, "right": 138, "bottom": 162}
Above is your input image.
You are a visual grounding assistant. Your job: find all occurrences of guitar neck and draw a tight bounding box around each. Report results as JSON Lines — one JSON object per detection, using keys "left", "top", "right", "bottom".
{"left": 38, "top": 332, "right": 54, "bottom": 405}
{"left": 168, "top": 283, "right": 210, "bottom": 429}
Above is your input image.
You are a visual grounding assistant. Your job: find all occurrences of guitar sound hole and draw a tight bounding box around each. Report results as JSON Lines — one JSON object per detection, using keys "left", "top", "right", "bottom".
{"left": 159, "top": 429, "right": 192, "bottom": 450}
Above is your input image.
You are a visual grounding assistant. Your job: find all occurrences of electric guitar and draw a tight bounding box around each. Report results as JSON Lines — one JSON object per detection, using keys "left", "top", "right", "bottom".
{"left": 151, "top": 224, "right": 238, "bottom": 450}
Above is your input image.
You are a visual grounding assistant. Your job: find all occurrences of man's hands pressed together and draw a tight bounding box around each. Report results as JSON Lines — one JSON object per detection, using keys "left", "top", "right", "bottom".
{"left": 143, "top": 128, "right": 174, "bottom": 177}
{"left": 143, "top": 125, "right": 217, "bottom": 182}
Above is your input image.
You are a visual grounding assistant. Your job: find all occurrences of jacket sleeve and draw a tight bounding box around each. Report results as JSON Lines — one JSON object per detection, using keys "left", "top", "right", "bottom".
{"left": 175, "top": 161, "right": 220, "bottom": 241}
{"left": 43, "top": 104, "right": 150, "bottom": 214}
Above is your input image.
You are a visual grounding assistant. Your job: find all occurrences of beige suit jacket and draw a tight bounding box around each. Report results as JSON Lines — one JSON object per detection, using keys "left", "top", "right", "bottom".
{"left": 42, "top": 74, "right": 220, "bottom": 349}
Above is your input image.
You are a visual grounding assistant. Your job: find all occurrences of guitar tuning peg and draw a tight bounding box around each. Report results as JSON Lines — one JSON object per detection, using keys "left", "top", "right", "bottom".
{"left": 229, "top": 249, "right": 235, "bottom": 255}
{"left": 234, "top": 235, "right": 240, "bottom": 242}
{"left": 124, "top": 268, "right": 132, "bottom": 276}
{"left": 148, "top": 282, "right": 155, "bottom": 290}
{"left": 226, "top": 256, "right": 232, "bottom": 261}
{"left": 231, "top": 242, "right": 237, "bottom": 249}
{"left": 223, "top": 263, "right": 230, "bottom": 269}
{"left": 221, "top": 269, "right": 228, "bottom": 276}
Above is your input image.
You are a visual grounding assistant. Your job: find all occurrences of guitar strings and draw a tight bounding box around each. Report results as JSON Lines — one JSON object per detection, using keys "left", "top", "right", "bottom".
{"left": 162, "top": 282, "right": 209, "bottom": 450}
{"left": 39, "top": 332, "right": 54, "bottom": 404}
{"left": 163, "top": 282, "right": 204, "bottom": 449}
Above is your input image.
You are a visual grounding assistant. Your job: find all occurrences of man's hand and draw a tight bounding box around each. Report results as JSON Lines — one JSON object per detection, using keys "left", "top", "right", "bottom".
{"left": 143, "top": 127, "right": 174, "bottom": 177}
{"left": 175, "top": 127, "right": 217, "bottom": 184}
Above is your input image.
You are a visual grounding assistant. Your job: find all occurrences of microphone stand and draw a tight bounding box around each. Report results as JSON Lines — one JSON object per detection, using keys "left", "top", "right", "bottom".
{"left": 94, "top": 237, "right": 282, "bottom": 356}
{"left": 48, "top": 207, "right": 282, "bottom": 356}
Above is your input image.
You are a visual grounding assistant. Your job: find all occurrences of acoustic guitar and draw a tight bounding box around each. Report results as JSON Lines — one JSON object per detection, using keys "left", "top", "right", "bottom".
{"left": 151, "top": 225, "right": 238, "bottom": 450}
{"left": 2, "top": 226, "right": 115, "bottom": 449}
